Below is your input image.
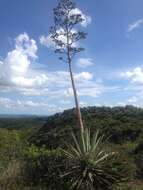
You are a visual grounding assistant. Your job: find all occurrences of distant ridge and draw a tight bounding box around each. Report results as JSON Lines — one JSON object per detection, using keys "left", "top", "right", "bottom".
{"left": 0, "top": 114, "right": 51, "bottom": 118}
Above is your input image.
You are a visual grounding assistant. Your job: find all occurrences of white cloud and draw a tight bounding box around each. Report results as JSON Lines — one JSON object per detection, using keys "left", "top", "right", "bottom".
{"left": 40, "top": 8, "right": 91, "bottom": 48}
{"left": 0, "top": 34, "right": 122, "bottom": 116}
{"left": 10, "top": 69, "right": 111, "bottom": 101}
{"left": 70, "top": 8, "right": 92, "bottom": 27}
{"left": 10, "top": 74, "right": 49, "bottom": 88}
{"left": 0, "top": 61, "right": 3, "bottom": 65}
{"left": 75, "top": 72, "right": 93, "bottom": 81}
{"left": 123, "top": 93, "right": 143, "bottom": 108}
{"left": 0, "top": 34, "right": 118, "bottom": 114}
{"left": 0, "top": 97, "right": 12, "bottom": 108}
{"left": 121, "top": 67, "right": 143, "bottom": 84}
{"left": 40, "top": 28, "right": 78, "bottom": 48}
{"left": 76, "top": 58, "right": 94, "bottom": 68}
{"left": 120, "top": 67, "right": 143, "bottom": 107}
{"left": 15, "top": 33, "right": 37, "bottom": 58}
{"left": 63, "top": 80, "right": 108, "bottom": 99}
{"left": 128, "top": 96, "right": 138, "bottom": 103}
{"left": 60, "top": 100, "right": 71, "bottom": 105}
{"left": 20, "top": 71, "right": 101, "bottom": 98}
{"left": 0, "top": 33, "right": 50, "bottom": 88}
{"left": 0, "top": 97, "right": 47, "bottom": 109}
{"left": 0, "top": 47, "right": 106, "bottom": 100}
{"left": 40, "top": 35, "right": 54, "bottom": 48}
{"left": 128, "top": 18, "right": 143, "bottom": 32}
{"left": 0, "top": 97, "right": 63, "bottom": 114}
{"left": 0, "top": 96, "right": 86, "bottom": 114}
{"left": 78, "top": 87, "right": 102, "bottom": 98}
{"left": 16, "top": 100, "right": 48, "bottom": 108}
{"left": 79, "top": 101, "right": 87, "bottom": 107}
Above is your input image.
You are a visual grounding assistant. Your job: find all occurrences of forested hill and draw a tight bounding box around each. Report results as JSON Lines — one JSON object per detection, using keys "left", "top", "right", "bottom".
{"left": 31, "top": 105, "right": 143, "bottom": 148}
{"left": 30, "top": 105, "right": 143, "bottom": 182}
{"left": 0, "top": 116, "right": 47, "bottom": 129}
{"left": 1, "top": 105, "right": 143, "bottom": 188}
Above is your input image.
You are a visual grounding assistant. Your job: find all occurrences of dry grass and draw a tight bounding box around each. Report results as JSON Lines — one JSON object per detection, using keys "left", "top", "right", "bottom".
{"left": 0, "top": 160, "right": 22, "bottom": 190}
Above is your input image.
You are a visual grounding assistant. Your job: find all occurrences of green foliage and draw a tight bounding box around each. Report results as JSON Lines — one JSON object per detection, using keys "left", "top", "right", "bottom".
{"left": 134, "top": 155, "right": 143, "bottom": 178}
{"left": 0, "top": 129, "right": 24, "bottom": 170}
{"left": 22, "top": 145, "right": 63, "bottom": 188}
{"left": 32, "top": 106, "right": 143, "bottom": 148}
{"left": 30, "top": 106, "right": 143, "bottom": 188}
{"left": 0, "top": 129, "right": 24, "bottom": 189}
{"left": 24, "top": 130, "right": 127, "bottom": 190}
{"left": 1, "top": 106, "right": 143, "bottom": 189}
{"left": 58, "top": 129, "right": 126, "bottom": 190}
{"left": 0, "top": 117, "right": 45, "bottom": 129}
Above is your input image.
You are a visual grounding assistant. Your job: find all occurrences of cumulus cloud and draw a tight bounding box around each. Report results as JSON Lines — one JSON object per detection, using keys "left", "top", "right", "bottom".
{"left": 9, "top": 68, "right": 114, "bottom": 105}
{"left": 121, "top": 67, "right": 143, "bottom": 84}
{"left": 0, "top": 33, "right": 118, "bottom": 114}
{"left": 128, "top": 18, "right": 143, "bottom": 32}
{"left": 19, "top": 71, "right": 102, "bottom": 98}
{"left": 40, "top": 28, "right": 78, "bottom": 48}
{"left": 69, "top": 8, "right": 92, "bottom": 27}
{"left": 15, "top": 33, "right": 37, "bottom": 58}
{"left": 120, "top": 67, "right": 143, "bottom": 107}
{"left": 0, "top": 37, "right": 105, "bottom": 100}
{"left": 0, "top": 33, "right": 107, "bottom": 102}
{"left": 76, "top": 58, "right": 94, "bottom": 68}
{"left": 40, "top": 7, "right": 91, "bottom": 48}
{"left": 0, "top": 33, "right": 50, "bottom": 88}
{"left": 40, "top": 35, "right": 54, "bottom": 48}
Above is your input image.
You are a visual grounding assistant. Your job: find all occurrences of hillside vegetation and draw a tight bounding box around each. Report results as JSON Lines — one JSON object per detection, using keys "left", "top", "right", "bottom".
{"left": 32, "top": 105, "right": 143, "bottom": 148}
{"left": 0, "top": 106, "right": 143, "bottom": 189}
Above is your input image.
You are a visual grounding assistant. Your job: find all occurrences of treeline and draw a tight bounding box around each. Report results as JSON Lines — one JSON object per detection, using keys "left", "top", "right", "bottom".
{"left": 0, "top": 117, "right": 47, "bottom": 129}
{"left": 32, "top": 105, "right": 143, "bottom": 147}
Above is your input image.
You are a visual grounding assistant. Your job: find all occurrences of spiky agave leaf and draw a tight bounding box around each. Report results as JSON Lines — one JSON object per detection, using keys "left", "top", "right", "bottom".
{"left": 61, "top": 128, "right": 126, "bottom": 190}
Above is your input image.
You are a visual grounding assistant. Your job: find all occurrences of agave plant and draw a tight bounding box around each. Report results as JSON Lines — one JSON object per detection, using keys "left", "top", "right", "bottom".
{"left": 61, "top": 128, "right": 126, "bottom": 190}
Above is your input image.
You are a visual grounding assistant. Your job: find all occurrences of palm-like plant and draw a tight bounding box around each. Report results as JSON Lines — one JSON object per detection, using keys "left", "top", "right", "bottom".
{"left": 61, "top": 128, "right": 126, "bottom": 190}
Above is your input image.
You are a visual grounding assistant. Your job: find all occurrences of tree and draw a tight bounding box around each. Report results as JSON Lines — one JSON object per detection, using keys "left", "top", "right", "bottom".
{"left": 50, "top": 0, "right": 87, "bottom": 132}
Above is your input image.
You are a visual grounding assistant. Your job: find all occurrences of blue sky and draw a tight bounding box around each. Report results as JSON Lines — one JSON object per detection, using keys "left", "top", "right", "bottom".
{"left": 0, "top": 0, "right": 143, "bottom": 115}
